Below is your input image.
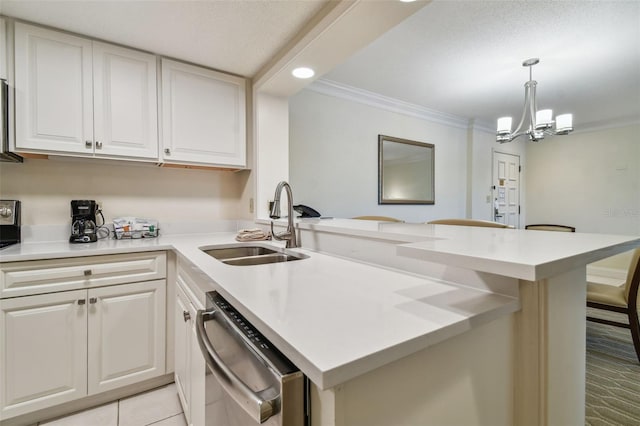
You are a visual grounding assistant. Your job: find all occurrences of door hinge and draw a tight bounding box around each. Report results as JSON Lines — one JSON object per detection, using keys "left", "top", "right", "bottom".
{"left": 519, "top": 205, "right": 521, "bottom": 214}
{"left": 519, "top": 165, "right": 522, "bottom": 173}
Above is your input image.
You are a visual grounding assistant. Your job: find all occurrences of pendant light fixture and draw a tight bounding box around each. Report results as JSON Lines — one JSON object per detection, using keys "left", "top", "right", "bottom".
{"left": 497, "top": 58, "right": 574, "bottom": 143}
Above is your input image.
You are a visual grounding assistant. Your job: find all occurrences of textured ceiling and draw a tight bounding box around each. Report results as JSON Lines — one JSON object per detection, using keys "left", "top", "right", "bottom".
{"left": 2, "top": 0, "right": 638, "bottom": 129}
{"left": 324, "top": 0, "right": 640, "bottom": 128}
{"left": 1, "top": 0, "right": 330, "bottom": 77}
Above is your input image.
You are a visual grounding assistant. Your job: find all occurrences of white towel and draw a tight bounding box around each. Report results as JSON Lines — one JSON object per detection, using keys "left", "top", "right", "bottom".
{"left": 235, "top": 228, "right": 270, "bottom": 241}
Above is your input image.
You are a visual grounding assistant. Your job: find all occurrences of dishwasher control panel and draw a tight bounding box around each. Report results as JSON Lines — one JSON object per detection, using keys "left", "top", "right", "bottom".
{"left": 208, "top": 291, "right": 299, "bottom": 375}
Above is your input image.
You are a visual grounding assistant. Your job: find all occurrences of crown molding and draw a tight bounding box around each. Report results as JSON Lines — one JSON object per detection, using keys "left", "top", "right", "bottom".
{"left": 305, "top": 79, "right": 639, "bottom": 135}
{"left": 574, "top": 116, "right": 640, "bottom": 134}
{"left": 306, "top": 79, "right": 471, "bottom": 130}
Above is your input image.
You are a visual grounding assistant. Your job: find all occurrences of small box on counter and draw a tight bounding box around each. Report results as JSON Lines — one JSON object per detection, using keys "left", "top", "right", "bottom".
{"left": 113, "top": 217, "right": 159, "bottom": 239}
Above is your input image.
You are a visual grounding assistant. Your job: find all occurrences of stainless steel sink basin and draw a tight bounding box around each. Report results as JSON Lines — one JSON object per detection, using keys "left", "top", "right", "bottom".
{"left": 201, "top": 244, "right": 308, "bottom": 266}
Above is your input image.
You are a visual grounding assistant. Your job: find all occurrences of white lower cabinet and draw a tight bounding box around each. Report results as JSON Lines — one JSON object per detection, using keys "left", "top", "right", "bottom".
{"left": 174, "top": 272, "right": 204, "bottom": 426}
{"left": 87, "top": 280, "right": 166, "bottom": 394}
{"left": 0, "top": 252, "right": 167, "bottom": 421}
{"left": 0, "top": 290, "right": 88, "bottom": 417}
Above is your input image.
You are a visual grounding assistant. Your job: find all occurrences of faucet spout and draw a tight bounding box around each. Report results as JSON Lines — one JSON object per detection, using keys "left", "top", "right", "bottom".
{"left": 270, "top": 181, "right": 298, "bottom": 248}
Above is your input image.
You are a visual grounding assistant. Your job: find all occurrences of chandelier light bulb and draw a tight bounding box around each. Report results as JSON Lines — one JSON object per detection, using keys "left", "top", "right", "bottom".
{"left": 536, "top": 109, "right": 553, "bottom": 128}
{"left": 555, "top": 114, "right": 573, "bottom": 133}
{"left": 497, "top": 117, "right": 512, "bottom": 134}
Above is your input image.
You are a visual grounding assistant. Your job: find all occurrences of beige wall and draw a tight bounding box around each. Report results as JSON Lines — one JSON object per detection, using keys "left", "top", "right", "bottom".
{"left": 525, "top": 123, "right": 640, "bottom": 236}
{"left": 0, "top": 157, "right": 248, "bottom": 226}
{"left": 289, "top": 89, "right": 468, "bottom": 223}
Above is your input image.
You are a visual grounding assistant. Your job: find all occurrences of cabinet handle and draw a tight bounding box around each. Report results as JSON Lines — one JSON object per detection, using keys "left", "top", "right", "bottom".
{"left": 96, "top": 141, "right": 102, "bottom": 149}
{"left": 84, "top": 270, "right": 92, "bottom": 276}
{"left": 85, "top": 140, "right": 93, "bottom": 148}
{"left": 77, "top": 299, "right": 86, "bottom": 305}
{"left": 164, "top": 148, "right": 171, "bottom": 155}
{"left": 89, "top": 297, "right": 97, "bottom": 304}
{"left": 183, "top": 311, "right": 191, "bottom": 322}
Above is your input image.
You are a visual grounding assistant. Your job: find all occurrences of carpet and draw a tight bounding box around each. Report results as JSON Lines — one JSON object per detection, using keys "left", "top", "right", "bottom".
{"left": 586, "top": 308, "right": 640, "bottom": 426}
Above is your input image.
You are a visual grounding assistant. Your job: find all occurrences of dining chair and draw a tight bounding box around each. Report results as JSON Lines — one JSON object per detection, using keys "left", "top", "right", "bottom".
{"left": 525, "top": 224, "right": 576, "bottom": 232}
{"left": 587, "top": 248, "right": 640, "bottom": 362}
{"left": 427, "top": 218, "right": 511, "bottom": 228}
{"left": 352, "top": 216, "right": 404, "bottom": 222}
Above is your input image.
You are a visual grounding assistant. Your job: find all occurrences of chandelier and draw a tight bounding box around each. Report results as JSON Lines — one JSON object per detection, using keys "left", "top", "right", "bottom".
{"left": 496, "top": 58, "right": 573, "bottom": 143}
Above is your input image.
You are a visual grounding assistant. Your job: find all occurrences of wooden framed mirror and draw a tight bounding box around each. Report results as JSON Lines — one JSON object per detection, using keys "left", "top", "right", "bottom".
{"left": 378, "top": 135, "right": 434, "bottom": 204}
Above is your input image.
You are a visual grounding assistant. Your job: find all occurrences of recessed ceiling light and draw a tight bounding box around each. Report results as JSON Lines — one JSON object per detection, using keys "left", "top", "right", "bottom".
{"left": 399, "top": 0, "right": 417, "bottom": 3}
{"left": 292, "top": 67, "right": 315, "bottom": 79}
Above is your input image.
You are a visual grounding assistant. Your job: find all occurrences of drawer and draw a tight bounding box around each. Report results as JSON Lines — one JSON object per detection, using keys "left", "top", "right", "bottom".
{"left": 0, "top": 251, "right": 167, "bottom": 298}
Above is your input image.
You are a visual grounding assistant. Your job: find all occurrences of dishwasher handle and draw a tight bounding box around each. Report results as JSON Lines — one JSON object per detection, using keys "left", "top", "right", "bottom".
{"left": 196, "top": 309, "right": 278, "bottom": 424}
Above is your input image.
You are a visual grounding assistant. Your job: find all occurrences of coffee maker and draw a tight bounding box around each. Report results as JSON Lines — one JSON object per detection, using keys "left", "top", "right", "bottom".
{"left": 70, "top": 200, "right": 98, "bottom": 243}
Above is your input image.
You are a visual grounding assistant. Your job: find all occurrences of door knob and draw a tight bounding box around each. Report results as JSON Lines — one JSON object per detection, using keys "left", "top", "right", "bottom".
{"left": 183, "top": 311, "right": 191, "bottom": 322}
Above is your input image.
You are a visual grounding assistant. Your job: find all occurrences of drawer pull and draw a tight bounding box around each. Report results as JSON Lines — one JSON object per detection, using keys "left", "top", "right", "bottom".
{"left": 83, "top": 270, "right": 92, "bottom": 276}
{"left": 77, "top": 299, "right": 86, "bottom": 305}
{"left": 89, "top": 297, "right": 97, "bottom": 304}
{"left": 183, "top": 311, "right": 191, "bottom": 322}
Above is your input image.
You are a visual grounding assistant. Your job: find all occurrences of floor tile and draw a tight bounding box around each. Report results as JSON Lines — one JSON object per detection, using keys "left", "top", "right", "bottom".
{"left": 147, "top": 413, "right": 187, "bottom": 426}
{"left": 39, "top": 402, "right": 118, "bottom": 426}
{"left": 118, "top": 383, "right": 183, "bottom": 426}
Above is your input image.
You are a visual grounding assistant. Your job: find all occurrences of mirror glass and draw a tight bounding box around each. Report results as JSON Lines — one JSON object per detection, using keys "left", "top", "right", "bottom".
{"left": 378, "top": 135, "right": 434, "bottom": 204}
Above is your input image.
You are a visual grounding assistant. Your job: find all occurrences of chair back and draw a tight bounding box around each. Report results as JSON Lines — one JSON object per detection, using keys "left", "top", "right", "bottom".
{"left": 427, "top": 218, "right": 510, "bottom": 228}
{"left": 352, "top": 216, "right": 404, "bottom": 222}
{"left": 525, "top": 224, "right": 575, "bottom": 232}
{"left": 624, "top": 248, "right": 640, "bottom": 306}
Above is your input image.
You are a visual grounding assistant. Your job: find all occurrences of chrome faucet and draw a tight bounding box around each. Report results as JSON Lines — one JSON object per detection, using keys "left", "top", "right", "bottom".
{"left": 270, "top": 181, "right": 298, "bottom": 248}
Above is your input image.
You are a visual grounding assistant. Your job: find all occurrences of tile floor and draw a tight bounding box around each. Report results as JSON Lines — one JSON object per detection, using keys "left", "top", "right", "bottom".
{"left": 38, "top": 383, "right": 185, "bottom": 426}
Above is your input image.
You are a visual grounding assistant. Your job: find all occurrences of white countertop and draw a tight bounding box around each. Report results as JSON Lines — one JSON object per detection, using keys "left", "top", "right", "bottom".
{"left": 290, "top": 218, "right": 640, "bottom": 281}
{"left": 0, "top": 229, "right": 519, "bottom": 389}
{"left": 2, "top": 219, "right": 637, "bottom": 389}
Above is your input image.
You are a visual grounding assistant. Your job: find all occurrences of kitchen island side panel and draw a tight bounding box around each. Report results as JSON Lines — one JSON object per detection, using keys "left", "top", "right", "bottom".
{"left": 311, "top": 314, "right": 514, "bottom": 426}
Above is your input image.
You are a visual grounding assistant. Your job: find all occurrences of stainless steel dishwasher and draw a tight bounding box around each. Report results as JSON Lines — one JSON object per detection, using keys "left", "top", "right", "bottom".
{"left": 196, "top": 291, "right": 305, "bottom": 425}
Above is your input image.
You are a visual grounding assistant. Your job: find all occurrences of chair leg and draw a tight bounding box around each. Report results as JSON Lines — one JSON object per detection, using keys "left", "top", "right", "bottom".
{"left": 628, "top": 308, "right": 640, "bottom": 363}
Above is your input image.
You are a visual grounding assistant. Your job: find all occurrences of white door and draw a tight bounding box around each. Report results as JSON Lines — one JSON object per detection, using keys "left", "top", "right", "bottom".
{"left": 492, "top": 151, "right": 520, "bottom": 228}
{"left": 93, "top": 42, "right": 158, "bottom": 159}
{"left": 160, "top": 58, "right": 246, "bottom": 167}
{"left": 87, "top": 280, "right": 166, "bottom": 394}
{"left": 0, "top": 290, "right": 87, "bottom": 419}
{"left": 14, "top": 23, "right": 94, "bottom": 154}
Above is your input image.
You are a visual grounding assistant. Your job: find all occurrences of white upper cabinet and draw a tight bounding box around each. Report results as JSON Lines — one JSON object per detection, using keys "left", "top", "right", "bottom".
{"left": 14, "top": 23, "right": 158, "bottom": 160}
{"left": 92, "top": 42, "right": 158, "bottom": 159}
{"left": 14, "top": 23, "right": 93, "bottom": 155}
{"left": 161, "top": 58, "right": 246, "bottom": 168}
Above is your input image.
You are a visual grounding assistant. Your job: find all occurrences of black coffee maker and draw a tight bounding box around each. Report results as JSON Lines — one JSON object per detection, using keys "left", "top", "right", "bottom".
{"left": 70, "top": 200, "right": 98, "bottom": 243}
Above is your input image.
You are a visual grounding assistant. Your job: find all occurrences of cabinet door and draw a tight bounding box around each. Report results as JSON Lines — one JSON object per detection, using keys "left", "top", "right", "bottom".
{"left": 188, "top": 300, "right": 205, "bottom": 426}
{"left": 93, "top": 42, "right": 158, "bottom": 159}
{"left": 161, "top": 58, "right": 246, "bottom": 167}
{"left": 174, "top": 282, "right": 192, "bottom": 422}
{"left": 14, "top": 23, "right": 93, "bottom": 154}
{"left": 87, "top": 279, "right": 166, "bottom": 394}
{"left": 0, "top": 290, "right": 87, "bottom": 419}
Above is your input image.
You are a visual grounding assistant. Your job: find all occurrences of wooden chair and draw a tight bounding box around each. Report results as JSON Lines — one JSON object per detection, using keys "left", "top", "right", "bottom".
{"left": 427, "top": 218, "right": 510, "bottom": 228}
{"left": 587, "top": 248, "right": 640, "bottom": 362}
{"left": 525, "top": 224, "right": 576, "bottom": 232}
{"left": 352, "top": 216, "right": 404, "bottom": 223}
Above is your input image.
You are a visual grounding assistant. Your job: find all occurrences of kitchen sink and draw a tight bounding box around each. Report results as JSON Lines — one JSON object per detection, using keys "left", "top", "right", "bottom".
{"left": 201, "top": 244, "right": 308, "bottom": 266}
